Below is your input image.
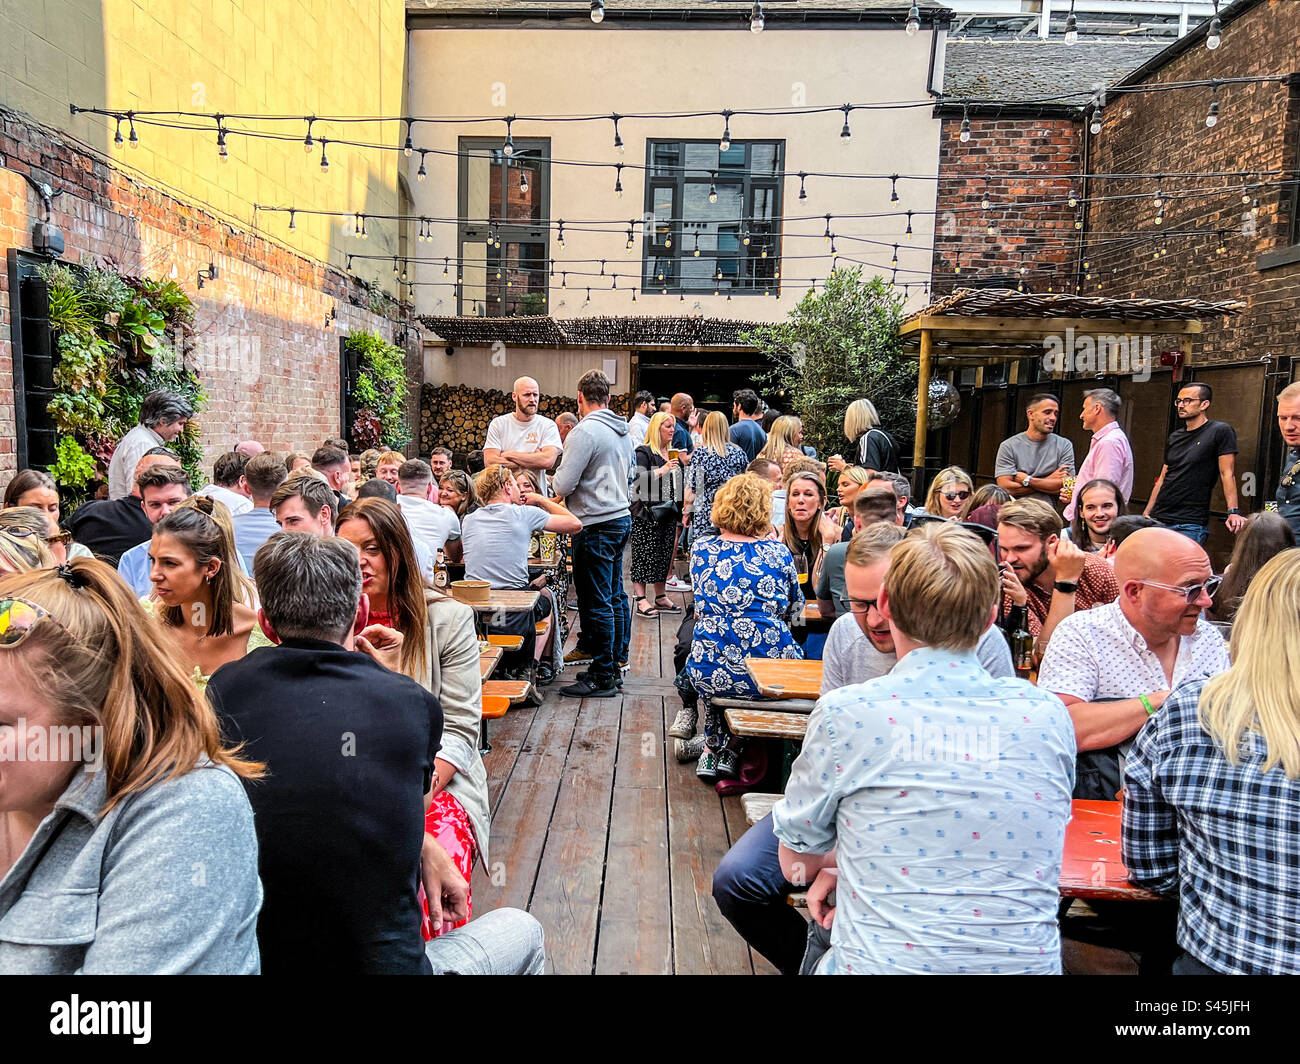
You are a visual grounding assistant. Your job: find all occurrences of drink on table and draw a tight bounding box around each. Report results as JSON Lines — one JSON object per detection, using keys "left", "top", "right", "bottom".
{"left": 1004, "top": 604, "right": 1034, "bottom": 680}
{"left": 1061, "top": 475, "right": 1077, "bottom": 503}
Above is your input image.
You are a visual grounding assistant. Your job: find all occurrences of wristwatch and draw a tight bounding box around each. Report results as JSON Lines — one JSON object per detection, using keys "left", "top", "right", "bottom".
{"left": 1053, "top": 580, "right": 1078, "bottom": 594}
{"left": 1020, "top": 473, "right": 1032, "bottom": 487}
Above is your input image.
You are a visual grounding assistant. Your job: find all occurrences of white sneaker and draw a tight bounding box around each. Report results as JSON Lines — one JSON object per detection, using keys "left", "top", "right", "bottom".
{"left": 664, "top": 575, "right": 692, "bottom": 592}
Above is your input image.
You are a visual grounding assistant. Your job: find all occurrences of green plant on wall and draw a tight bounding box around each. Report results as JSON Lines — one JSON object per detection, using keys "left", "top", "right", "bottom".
{"left": 37, "top": 262, "right": 205, "bottom": 509}
{"left": 743, "top": 267, "right": 912, "bottom": 462}
{"left": 345, "top": 330, "right": 410, "bottom": 450}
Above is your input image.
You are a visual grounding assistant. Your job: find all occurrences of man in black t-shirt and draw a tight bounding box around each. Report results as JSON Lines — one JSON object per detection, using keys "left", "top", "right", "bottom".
{"left": 209, "top": 532, "right": 545, "bottom": 975}
{"left": 1145, "top": 383, "right": 1246, "bottom": 546}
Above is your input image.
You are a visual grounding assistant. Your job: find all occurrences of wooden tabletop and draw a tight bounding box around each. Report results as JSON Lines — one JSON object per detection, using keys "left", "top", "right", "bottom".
{"left": 1060, "top": 800, "right": 1161, "bottom": 901}
{"left": 460, "top": 590, "right": 540, "bottom": 613}
{"left": 527, "top": 556, "right": 560, "bottom": 571}
{"left": 744, "top": 658, "right": 824, "bottom": 699}
{"left": 801, "top": 602, "right": 832, "bottom": 629}
{"left": 479, "top": 645, "right": 502, "bottom": 681}
{"left": 724, "top": 707, "right": 809, "bottom": 741}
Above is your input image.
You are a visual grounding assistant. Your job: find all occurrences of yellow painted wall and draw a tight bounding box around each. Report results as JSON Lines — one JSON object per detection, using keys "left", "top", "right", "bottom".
{"left": 0, "top": 0, "right": 406, "bottom": 289}
{"left": 406, "top": 24, "right": 941, "bottom": 321}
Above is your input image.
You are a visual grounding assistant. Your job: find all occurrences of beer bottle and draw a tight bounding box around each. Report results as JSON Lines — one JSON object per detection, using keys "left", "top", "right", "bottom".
{"left": 433, "top": 548, "right": 450, "bottom": 591}
{"left": 1006, "top": 604, "right": 1034, "bottom": 679}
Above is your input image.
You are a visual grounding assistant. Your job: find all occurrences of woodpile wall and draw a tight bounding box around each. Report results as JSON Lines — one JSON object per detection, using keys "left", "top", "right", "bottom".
{"left": 420, "top": 383, "right": 630, "bottom": 458}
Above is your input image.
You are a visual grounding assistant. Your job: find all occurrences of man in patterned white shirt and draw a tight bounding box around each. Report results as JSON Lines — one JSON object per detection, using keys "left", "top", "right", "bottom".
{"left": 773, "top": 523, "right": 1076, "bottom": 974}
{"left": 1037, "top": 526, "right": 1229, "bottom": 796}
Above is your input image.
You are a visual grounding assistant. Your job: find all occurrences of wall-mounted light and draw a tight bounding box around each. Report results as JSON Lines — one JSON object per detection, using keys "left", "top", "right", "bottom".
{"left": 197, "top": 261, "right": 219, "bottom": 289}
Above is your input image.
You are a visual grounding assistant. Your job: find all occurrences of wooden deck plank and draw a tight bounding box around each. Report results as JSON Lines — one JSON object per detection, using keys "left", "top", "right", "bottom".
{"left": 665, "top": 710, "right": 755, "bottom": 976}
{"left": 720, "top": 790, "right": 782, "bottom": 976}
{"left": 595, "top": 693, "right": 673, "bottom": 976}
{"left": 528, "top": 697, "right": 623, "bottom": 975}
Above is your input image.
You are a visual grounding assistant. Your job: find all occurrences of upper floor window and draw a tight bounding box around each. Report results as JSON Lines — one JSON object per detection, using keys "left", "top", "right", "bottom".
{"left": 642, "top": 140, "right": 783, "bottom": 295}
{"left": 457, "top": 137, "right": 550, "bottom": 316}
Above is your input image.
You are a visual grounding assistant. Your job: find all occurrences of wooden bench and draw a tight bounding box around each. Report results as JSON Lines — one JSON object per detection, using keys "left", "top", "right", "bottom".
{"left": 741, "top": 792, "right": 781, "bottom": 825}
{"left": 478, "top": 694, "right": 512, "bottom": 754}
{"left": 724, "top": 708, "right": 809, "bottom": 741}
{"left": 483, "top": 679, "right": 532, "bottom": 705}
{"left": 714, "top": 695, "right": 817, "bottom": 715}
{"left": 485, "top": 634, "right": 525, "bottom": 651}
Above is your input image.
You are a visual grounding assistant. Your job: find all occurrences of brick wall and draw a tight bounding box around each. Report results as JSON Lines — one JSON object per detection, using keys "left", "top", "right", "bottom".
{"left": 932, "top": 114, "right": 1083, "bottom": 296}
{"left": 1085, "top": 0, "right": 1300, "bottom": 368}
{"left": 0, "top": 108, "right": 415, "bottom": 489}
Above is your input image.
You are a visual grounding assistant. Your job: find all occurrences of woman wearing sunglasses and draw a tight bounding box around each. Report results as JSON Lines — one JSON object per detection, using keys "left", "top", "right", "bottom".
{"left": 0, "top": 507, "right": 59, "bottom": 573}
{"left": 924, "top": 466, "right": 975, "bottom": 520}
{"left": 140, "top": 496, "right": 266, "bottom": 692}
{"left": 3, "top": 471, "right": 93, "bottom": 561}
{"left": 0, "top": 559, "right": 263, "bottom": 973}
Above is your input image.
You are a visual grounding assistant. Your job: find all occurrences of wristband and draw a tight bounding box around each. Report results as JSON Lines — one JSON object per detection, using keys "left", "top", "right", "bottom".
{"left": 1139, "top": 694, "right": 1155, "bottom": 716}
{"left": 1227, "top": 508, "right": 1240, "bottom": 515}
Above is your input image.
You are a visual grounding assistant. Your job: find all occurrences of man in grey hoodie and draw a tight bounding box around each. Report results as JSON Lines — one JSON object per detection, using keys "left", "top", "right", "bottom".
{"left": 551, "top": 369, "right": 632, "bottom": 698}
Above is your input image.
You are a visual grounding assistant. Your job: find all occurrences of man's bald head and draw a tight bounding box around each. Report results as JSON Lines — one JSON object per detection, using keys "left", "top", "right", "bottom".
{"left": 235, "top": 439, "right": 265, "bottom": 458}
{"left": 671, "top": 392, "right": 694, "bottom": 418}
{"left": 130, "top": 452, "right": 182, "bottom": 498}
{"left": 511, "top": 377, "right": 540, "bottom": 417}
{"left": 1114, "top": 527, "right": 1214, "bottom": 642}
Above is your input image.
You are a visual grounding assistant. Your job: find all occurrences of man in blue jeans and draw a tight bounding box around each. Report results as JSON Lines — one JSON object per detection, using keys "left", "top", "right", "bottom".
{"left": 552, "top": 369, "right": 632, "bottom": 698}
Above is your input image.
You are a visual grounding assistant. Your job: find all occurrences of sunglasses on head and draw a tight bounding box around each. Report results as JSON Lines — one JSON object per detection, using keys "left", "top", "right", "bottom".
{"left": 0, "top": 598, "right": 61, "bottom": 648}
{"left": 4, "top": 525, "right": 71, "bottom": 548}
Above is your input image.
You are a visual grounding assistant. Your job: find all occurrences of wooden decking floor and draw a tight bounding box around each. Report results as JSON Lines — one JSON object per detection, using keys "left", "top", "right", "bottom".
{"left": 470, "top": 586, "right": 780, "bottom": 976}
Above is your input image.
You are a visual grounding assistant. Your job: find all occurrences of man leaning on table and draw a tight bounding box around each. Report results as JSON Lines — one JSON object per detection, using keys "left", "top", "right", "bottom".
{"left": 771, "top": 522, "right": 1075, "bottom": 975}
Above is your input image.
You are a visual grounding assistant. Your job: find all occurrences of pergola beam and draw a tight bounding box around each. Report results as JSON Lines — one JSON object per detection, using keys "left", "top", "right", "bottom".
{"left": 899, "top": 315, "right": 1205, "bottom": 337}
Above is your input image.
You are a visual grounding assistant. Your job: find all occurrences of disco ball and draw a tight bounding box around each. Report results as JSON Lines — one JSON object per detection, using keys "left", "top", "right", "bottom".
{"left": 912, "top": 378, "right": 961, "bottom": 430}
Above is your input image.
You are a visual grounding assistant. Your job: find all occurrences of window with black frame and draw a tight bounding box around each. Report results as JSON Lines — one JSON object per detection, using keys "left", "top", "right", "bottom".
{"left": 642, "top": 140, "right": 783, "bottom": 295}
{"left": 458, "top": 137, "right": 550, "bottom": 317}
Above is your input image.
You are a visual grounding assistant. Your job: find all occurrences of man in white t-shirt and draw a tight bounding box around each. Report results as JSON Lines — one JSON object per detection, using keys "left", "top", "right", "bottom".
{"left": 483, "top": 376, "right": 563, "bottom": 496}
{"left": 395, "top": 459, "right": 461, "bottom": 554}
{"left": 195, "top": 451, "right": 254, "bottom": 517}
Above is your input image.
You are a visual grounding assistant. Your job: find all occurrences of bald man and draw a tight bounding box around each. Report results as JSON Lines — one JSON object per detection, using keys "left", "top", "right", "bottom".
{"left": 669, "top": 393, "right": 695, "bottom": 459}
{"left": 1037, "top": 527, "right": 1229, "bottom": 796}
{"left": 556, "top": 411, "right": 579, "bottom": 446}
{"left": 483, "top": 375, "right": 563, "bottom": 496}
{"left": 67, "top": 451, "right": 183, "bottom": 564}
{"left": 235, "top": 439, "right": 266, "bottom": 458}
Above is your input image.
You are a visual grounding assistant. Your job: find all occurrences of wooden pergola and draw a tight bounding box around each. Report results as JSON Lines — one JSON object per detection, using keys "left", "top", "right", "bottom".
{"left": 899, "top": 288, "right": 1245, "bottom": 486}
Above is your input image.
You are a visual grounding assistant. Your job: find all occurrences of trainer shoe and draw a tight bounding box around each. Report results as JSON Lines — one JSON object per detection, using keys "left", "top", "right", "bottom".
{"left": 674, "top": 735, "right": 706, "bottom": 764}
{"left": 667, "top": 705, "right": 698, "bottom": 739}
{"left": 664, "top": 575, "right": 692, "bottom": 592}
{"left": 563, "top": 647, "right": 594, "bottom": 666}
{"left": 558, "top": 677, "right": 619, "bottom": 699}
{"left": 696, "top": 748, "right": 720, "bottom": 782}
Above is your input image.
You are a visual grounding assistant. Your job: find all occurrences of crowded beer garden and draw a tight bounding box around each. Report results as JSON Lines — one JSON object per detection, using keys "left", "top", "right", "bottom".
{"left": 0, "top": 0, "right": 1298, "bottom": 1006}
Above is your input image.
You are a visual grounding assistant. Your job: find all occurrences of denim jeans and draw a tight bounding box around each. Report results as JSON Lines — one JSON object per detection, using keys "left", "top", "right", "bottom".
{"left": 571, "top": 515, "right": 631, "bottom": 686}
{"left": 712, "top": 813, "right": 808, "bottom": 975}
{"left": 1166, "top": 523, "right": 1209, "bottom": 546}
{"left": 424, "top": 907, "right": 546, "bottom": 974}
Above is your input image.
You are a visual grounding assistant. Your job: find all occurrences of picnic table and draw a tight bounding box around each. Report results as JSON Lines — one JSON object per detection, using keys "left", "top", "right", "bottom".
{"left": 479, "top": 644, "right": 503, "bottom": 681}
{"left": 744, "top": 658, "right": 824, "bottom": 700}
{"left": 801, "top": 602, "right": 832, "bottom": 629}
{"left": 724, "top": 707, "right": 810, "bottom": 741}
{"left": 1059, "top": 799, "right": 1161, "bottom": 901}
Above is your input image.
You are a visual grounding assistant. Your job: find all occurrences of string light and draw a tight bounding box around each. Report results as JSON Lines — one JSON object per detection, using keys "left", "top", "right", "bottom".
{"left": 614, "top": 163, "right": 624, "bottom": 198}
{"left": 708, "top": 173, "right": 718, "bottom": 203}
{"left": 891, "top": 244, "right": 898, "bottom": 266}
{"left": 750, "top": 2, "right": 765, "bottom": 34}
{"left": 590, "top": 1, "right": 605, "bottom": 25}
{"left": 1064, "top": 0, "right": 1079, "bottom": 46}
{"left": 403, "top": 118, "right": 414, "bottom": 157}
{"left": 720, "top": 110, "right": 732, "bottom": 153}
{"left": 797, "top": 171, "right": 807, "bottom": 201}
{"left": 890, "top": 174, "right": 899, "bottom": 203}
{"left": 502, "top": 116, "right": 515, "bottom": 157}
{"left": 959, "top": 107, "right": 971, "bottom": 143}
{"left": 1068, "top": 188, "right": 1078, "bottom": 208}
{"left": 114, "top": 118, "right": 124, "bottom": 146}
{"left": 216, "top": 123, "right": 229, "bottom": 163}
{"left": 443, "top": 257, "right": 449, "bottom": 276}
{"left": 319, "top": 138, "right": 330, "bottom": 172}
{"left": 693, "top": 231, "right": 700, "bottom": 257}
{"left": 627, "top": 226, "right": 635, "bottom": 250}
{"left": 905, "top": 210, "right": 913, "bottom": 240}
{"left": 612, "top": 114, "right": 624, "bottom": 154}
{"left": 823, "top": 215, "right": 832, "bottom": 243}
{"left": 840, "top": 104, "right": 852, "bottom": 143}
{"left": 905, "top": 2, "right": 920, "bottom": 36}
{"left": 1206, "top": 1, "right": 1222, "bottom": 50}
{"left": 417, "top": 151, "right": 427, "bottom": 182}
{"left": 980, "top": 179, "right": 991, "bottom": 212}
{"left": 303, "top": 118, "right": 315, "bottom": 153}
{"left": 520, "top": 169, "right": 529, "bottom": 194}
{"left": 1089, "top": 105, "right": 1103, "bottom": 136}
{"left": 557, "top": 221, "right": 566, "bottom": 248}
{"left": 127, "top": 113, "right": 138, "bottom": 148}
{"left": 1206, "top": 82, "right": 1221, "bottom": 127}
{"left": 288, "top": 209, "right": 296, "bottom": 230}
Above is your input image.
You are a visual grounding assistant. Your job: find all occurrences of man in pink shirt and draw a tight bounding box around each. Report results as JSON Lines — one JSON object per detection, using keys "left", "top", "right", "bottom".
{"left": 1063, "top": 388, "right": 1134, "bottom": 521}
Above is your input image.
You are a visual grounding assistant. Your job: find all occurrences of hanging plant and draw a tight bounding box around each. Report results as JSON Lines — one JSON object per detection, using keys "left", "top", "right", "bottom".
{"left": 37, "top": 261, "right": 206, "bottom": 509}
{"left": 345, "top": 330, "right": 410, "bottom": 451}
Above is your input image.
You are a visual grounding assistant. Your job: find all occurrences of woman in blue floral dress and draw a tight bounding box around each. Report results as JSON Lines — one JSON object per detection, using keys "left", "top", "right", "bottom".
{"left": 683, "top": 411, "right": 749, "bottom": 544}
{"left": 686, "top": 473, "right": 804, "bottom": 782}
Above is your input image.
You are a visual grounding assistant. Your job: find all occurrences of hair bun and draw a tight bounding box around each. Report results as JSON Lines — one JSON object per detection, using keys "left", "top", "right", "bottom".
{"left": 194, "top": 495, "right": 216, "bottom": 516}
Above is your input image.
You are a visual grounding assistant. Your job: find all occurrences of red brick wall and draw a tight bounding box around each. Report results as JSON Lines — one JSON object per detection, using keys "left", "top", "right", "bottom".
{"left": 0, "top": 110, "right": 416, "bottom": 491}
{"left": 1085, "top": 0, "right": 1300, "bottom": 367}
{"left": 932, "top": 114, "right": 1083, "bottom": 296}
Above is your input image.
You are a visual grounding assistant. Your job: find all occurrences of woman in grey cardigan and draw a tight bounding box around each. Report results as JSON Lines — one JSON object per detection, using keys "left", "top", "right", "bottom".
{"left": 335, "top": 498, "right": 489, "bottom": 937}
{"left": 0, "top": 559, "right": 263, "bottom": 974}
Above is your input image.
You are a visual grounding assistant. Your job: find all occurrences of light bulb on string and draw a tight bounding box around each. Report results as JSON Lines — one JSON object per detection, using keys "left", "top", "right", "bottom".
{"left": 1064, "top": 1, "right": 1079, "bottom": 45}
{"left": 959, "top": 108, "right": 971, "bottom": 143}
{"left": 612, "top": 114, "right": 624, "bottom": 154}
{"left": 823, "top": 215, "right": 832, "bottom": 243}
{"left": 590, "top": 1, "right": 605, "bottom": 25}
{"left": 502, "top": 117, "right": 515, "bottom": 157}
{"left": 114, "top": 118, "right": 124, "bottom": 146}
{"left": 627, "top": 227, "right": 636, "bottom": 250}
{"left": 1206, "top": 2, "right": 1221, "bottom": 50}
{"left": 980, "top": 179, "right": 991, "bottom": 212}
{"left": 614, "top": 163, "right": 624, "bottom": 198}
{"left": 403, "top": 119, "right": 414, "bottom": 157}
{"left": 217, "top": 124, "right": 229, "bottom": 163}
{"left": 693, "top": 232, "right": 700, "bottom": 257}
{"left": 443, "top": 257, "right": 449, "bottom": 277}
{"left": 319, "top": 138, "right": 330, "bottom": 172}
{"left": 417, "top": 152, "right": 427, "bottom": 182}
{"left": 708, "top": 174, "right": 717, "bottom": 203}
{"left": 905, "top": 211, "right": 913, "bottom": 240}
{"left": 1089, "top": 107, "right": 1102, "bottom": 136}
{"left": 890, "top": 174, "right": 899, "bottom": 204}
{"left": 288, "top": 209, "right": 296, "bottom": 231}
{"left": 303, "top": 118, "right": 315, "bottom": 153}
{"left": 840, "top": 104, "right": 852, "bottom": 143}
{"left": 720, "top": 111, "right": 732, "bottom": 153}
{"left": 1068, "top": 188, "right": 1078, "bottom": 208}
{"left": 557, "top": 222, "right": 566, "bottom": 248}
{"left": 797, "top": 172, "right": 807, "bottom": 201}
{"left": 127, "top": 114, "right": 138, "bottom": 148}
{"left": 905, "top": 1, "right": 920, "bottom": 36}
{"left": 520, "top": 169, "right": 529, "bottom": 194}
{"left": 750, "top": 2, "right": 765, "bottom": 33}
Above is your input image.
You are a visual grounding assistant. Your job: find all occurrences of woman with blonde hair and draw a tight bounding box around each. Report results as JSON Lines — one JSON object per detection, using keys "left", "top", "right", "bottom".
{"left": 631, "top": 410, "right": 683, "bottom": 616}
{"left": 824, "top": 466, "right": 873, "bottom": 541}
{"left": 828, "top": 398, "right": 901, "bottom": 475}
{"left": 335, "top": 497, "right": 490, "bottom": 939}
{"left": 142, "top": 495, "right": 266, "bottom": 691}
{"left": 284, "top": 450, "right": 312, "bottom": 474}
{"left": 758, "top": 415, "right": 805, "bottom": 466}
{"left": 925, "top": 466, "right": 975, "bottom": 519}
{"left": 683, "top": 410, "right": 748, "bottom": 545}
{"left": 685, "top": 474, "right": 804, "bottom": 783}
{"left": 0, "top": 506, "right": 58, "bottom": 573}
{"left": 1123, "top": 548, "right": 1300, "bottom": 974}
{"left": 0, "top": 558, "right": 263, "bottom": 973}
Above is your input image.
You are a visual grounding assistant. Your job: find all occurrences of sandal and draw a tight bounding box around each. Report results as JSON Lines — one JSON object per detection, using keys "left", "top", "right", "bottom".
{"left": 654, "top": 597, "right": 683, "bottom": 613}
{"left": 634, "top": 596, "right": 659, "bottom": 617}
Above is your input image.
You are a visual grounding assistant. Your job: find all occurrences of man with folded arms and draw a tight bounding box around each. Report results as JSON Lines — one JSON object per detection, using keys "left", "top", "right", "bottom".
{"left": 773, "top": 522, "right": 1075, "bottom": 974}
{"left": 208, "top": 532, "right": 545, "bottom": 975}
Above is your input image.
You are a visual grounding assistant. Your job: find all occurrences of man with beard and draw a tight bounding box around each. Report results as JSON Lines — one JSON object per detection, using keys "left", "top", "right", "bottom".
{"left": 997, "top": 498, "right": 1118, "bottom": 658}
{"left": 711, "top": 523, "right": 1013, "bottom": 974}
{"left": 483, "top": 376, "right": 563, "bottom": 497}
